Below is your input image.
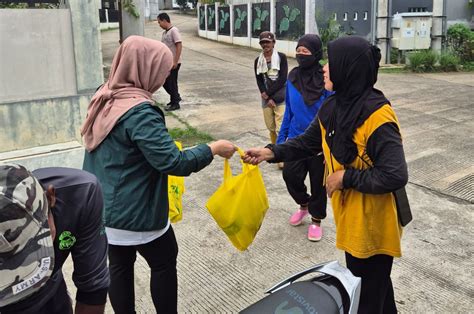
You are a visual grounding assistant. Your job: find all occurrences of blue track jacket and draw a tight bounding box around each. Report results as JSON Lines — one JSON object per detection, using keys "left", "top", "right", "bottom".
{"left": 277, "top": 81, "right": 334, "bottom": 144}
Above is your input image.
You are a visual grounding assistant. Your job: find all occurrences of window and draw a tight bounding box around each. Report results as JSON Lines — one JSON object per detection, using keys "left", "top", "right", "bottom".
{"left": 409, "top": 7, "right": 427, "bottom": 12}
{"left": 333, "top": 13, "right": 337, "bottom": 21}
{"left": 354, "top": 12, "right": 358, "bottom": 21}
{"left": 343, "top": 12, "right": 348, "bottom": 21}
{"left": 364, "top": 11, "right": 368, "bottom": 20}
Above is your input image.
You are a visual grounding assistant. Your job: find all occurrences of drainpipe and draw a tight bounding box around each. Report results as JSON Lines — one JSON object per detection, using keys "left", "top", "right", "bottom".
{"left": 119, "top": 0, "right": 123, "bottom": 43}
{"left": 442, "top": 0, "right": 447, "bottom": 50}
{"left": 386, "top": 0, "right": 392, "bottom": 63}
{"left": 370, "top": 0, "right": 377, "bottom": 44}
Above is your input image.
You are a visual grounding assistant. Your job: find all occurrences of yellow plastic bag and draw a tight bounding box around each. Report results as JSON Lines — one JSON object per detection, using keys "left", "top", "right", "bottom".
{"left": 206, "top": 148, "right": 269, "bottom": 251}
{"left": 168, "top": 142, "right": 185, "bottom": 223}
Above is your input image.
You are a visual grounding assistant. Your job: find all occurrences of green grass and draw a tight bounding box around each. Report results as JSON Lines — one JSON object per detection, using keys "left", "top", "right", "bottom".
{"left": 460, "top": 61, "right": 474, "bottom": 71}
{"left": 408, "top": 50, "right": 438, "bottom": 72}
{"left": 168, "top": 126, "right": 214, "bottom": 147}
{"left": 100, "top": 27, "right": 119, "bottom": 32}
{"left": 160, "top": 105, "right": 215, "bottom": 147}
{"left": 439, "top": 53, "right": 460, "bottom": 72}
{"left": 379, "top": 67, "right": 409, "bottom": 74}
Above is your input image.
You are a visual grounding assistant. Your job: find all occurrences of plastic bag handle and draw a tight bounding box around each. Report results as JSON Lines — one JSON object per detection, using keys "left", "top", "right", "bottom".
{"left": 223, "top": 147, "right": 247, "bottom": 186}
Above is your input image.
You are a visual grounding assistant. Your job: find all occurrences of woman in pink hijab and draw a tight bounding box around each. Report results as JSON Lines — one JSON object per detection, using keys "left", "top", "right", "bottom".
{"left": 82, "top": 36, "right": 235, "bottom": 313}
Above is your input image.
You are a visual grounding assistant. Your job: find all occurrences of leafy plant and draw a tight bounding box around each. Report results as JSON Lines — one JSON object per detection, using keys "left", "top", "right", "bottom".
{"left": 439, "top": 52, "right": 460, "bottom": 71}
{"left": 123, "top": 0, "right": 140, "bottom": 18}
{"left": 407, "top": 50, "right": 438, "bottom": 72}
{"left": 461, "top": 61, "right": 474, "bottom": 71}
{"left": 219, "top": 9, "right": 230, "bottom": 30}
{"left": 208, "top": 7, "right": 215, "bottom": 26}
{"left": 446, "top": 23, "right": 474, "bottom": 63}
{"left": 199, "top": 7, "right": 205, "bottom": 26}
{"left": 0, "top": 2, "right": 60, "bottom": 8}
{"left": 0, "top": 3, "right": 28, "bottom": 8}
{"left": 253, "top": 6, "right": 269, "bottom": 31}
{"left": 279, "top": 5, "right": 301, "bottom": 34}
{"left": 317, "top": 14, "right": 342, "bottom": 58}
{"left": 319, "top": 18, "right": 341, "bottom": 45}
{"left": 235, "top": 8, "right": 247, "bottom": 30}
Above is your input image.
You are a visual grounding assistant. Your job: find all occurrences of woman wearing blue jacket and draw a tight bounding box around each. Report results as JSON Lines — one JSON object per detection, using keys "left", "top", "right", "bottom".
{"left": 277, "top": 34, "right": 332, "bottom": 241}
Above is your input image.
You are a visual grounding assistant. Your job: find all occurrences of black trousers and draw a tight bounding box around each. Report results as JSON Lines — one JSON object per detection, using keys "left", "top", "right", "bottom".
{"left": 282, "top": 154, "right": 327, "bottom": 219}
{"left": 163, "top": 63, "right": 181, "bottom": 105}
{"left": 1, "top": 278, "right": 73, "bottom": 314}
{"left": 108, "top": 227, "right": 179, "bottom": 314}
{"left": 40, "top": 279, "right": 73, "bottom": 314}
{"left": 345, "top": 252, "right": 397, "bottom": 314}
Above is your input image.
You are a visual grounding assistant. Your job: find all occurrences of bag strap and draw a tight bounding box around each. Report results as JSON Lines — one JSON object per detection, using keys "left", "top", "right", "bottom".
{"left": 356, "top": 154, "right": 412, "bottom": 226}
{"left": 223, "top": 147, "right": 247, "bottom": 187}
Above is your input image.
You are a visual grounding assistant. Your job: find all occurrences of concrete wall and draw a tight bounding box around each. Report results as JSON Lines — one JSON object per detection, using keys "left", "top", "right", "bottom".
{"left": 392, "top": 0, "right": 433, "bottom": 14}
{"left": 0, "top": 1, "right": 103, "bottom": 154}
{"left": 446, "top": 0, "right": 474, "bottom": 27}
{"left": 0, "top": 95, "right": 90, "bottom": 152}
{"left": 68, "top": 0, "right": 104, "bottom": 92}
{"left": 0, "top": 9, "right": 77, "bottom": 103}
{"left": 317, "top": 0, "right": 372, "bottom": 37}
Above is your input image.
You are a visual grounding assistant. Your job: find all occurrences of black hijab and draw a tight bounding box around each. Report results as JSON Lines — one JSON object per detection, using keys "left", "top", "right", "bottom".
{"left": 288, "top": 34, "right": 325, "bottom": 106}
{"left": 319, "top": 36, "right": 389, "bottom": 165}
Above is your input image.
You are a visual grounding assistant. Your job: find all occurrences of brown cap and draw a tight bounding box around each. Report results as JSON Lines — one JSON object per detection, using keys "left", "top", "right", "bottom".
{"left": 259, "top": 31, "right": 275, "bottom": 43}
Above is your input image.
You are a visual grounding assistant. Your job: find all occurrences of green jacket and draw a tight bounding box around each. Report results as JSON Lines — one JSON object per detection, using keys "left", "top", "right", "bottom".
{"left": 83, "top": 103, "right": 213, "bottom": 231}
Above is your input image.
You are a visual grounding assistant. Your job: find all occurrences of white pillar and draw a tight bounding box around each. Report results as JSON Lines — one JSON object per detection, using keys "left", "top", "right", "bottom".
{"left": 215, "top": 2, "right": 219, "bottom": 34}
{"left": 305, "top": 0, "right": 317, "bottom": 34}
{"left": 197, "top": 3, "right": 200, "bottom": 33}
{"left": 149, "top": 0, "right": 160, "bottom": 20}
{"left": 68, "top": 0, "right": 103, "bottom": 91}
{"left": 230, "top": 4, "right": 234, "bottom": 38}
{"left": 431, "top": 0, "right": 444, "bottom": 52}
{"left": 247, "top": 2, "right": 252, "bottom": 45}
{"left": 270, "top": 0, "right": 275, "bottom": 34}
{"left": 376, "top": 0, "right": 389, "bottom": 64}
{"left": 205, "top": 4, "right": 208, "bottom": 36}
{"left": 122, "top": 0, "right": 146, "bottom": 39}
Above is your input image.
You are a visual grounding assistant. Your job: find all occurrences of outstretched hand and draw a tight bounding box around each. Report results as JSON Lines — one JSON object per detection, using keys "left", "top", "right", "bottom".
{"left": 242, "top": 147, "right": 274, "bottom": 165}
{"left": 208, "top": 140, "right": 237, "bottom": 159}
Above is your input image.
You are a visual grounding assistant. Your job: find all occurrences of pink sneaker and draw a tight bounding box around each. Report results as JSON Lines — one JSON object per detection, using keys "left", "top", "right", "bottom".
{"left": 289, "top": 207, "right": 308, "bottom": 226}
{"left": 308, "top": 224, "right": 322, "bottom": 242}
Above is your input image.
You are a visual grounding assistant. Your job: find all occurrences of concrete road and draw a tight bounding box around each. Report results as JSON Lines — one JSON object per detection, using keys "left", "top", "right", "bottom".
{"left": 9, "top": 12, "right": 473, "bottom": 313}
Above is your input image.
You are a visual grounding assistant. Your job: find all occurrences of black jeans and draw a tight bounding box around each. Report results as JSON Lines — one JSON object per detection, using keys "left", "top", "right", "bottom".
{"left": 282, "top": 154, "right": 327, "bottom": 219}
{"left": 163, "top": 63, "right": 181, "bottom": 105}
{"left": 345, "top": 252, "right": 397, "bottom": 314}
{"left": 108, "top": 227, "right": 179, "bottom": 314}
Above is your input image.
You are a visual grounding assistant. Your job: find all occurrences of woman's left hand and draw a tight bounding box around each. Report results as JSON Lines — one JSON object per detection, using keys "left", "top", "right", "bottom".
{"left": 326, "top": 170, "right": 345, "bottom": 197}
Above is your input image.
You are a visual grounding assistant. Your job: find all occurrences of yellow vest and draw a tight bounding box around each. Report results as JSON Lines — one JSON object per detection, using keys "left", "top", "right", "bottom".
{"left": 321, "top": 104, "right": 402, "bottom": 259}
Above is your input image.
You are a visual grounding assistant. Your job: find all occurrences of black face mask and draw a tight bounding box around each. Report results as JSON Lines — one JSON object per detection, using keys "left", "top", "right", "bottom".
{"left": 296, "top": 54, "right": 317, "bottom": 68}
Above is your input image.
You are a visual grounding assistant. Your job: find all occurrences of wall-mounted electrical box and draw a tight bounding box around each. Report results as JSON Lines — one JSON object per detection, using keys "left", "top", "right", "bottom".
{"left": 391, "top": 12, "right": 432, "bottom": 50}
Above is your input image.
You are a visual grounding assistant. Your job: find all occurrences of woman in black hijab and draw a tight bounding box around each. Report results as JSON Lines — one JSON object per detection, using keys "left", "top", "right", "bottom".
{"left": 277, "top": 34, "right": 333, "bottom": 242}
{"left": 244, "top": 36, "right": 408, "bottom": 313}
